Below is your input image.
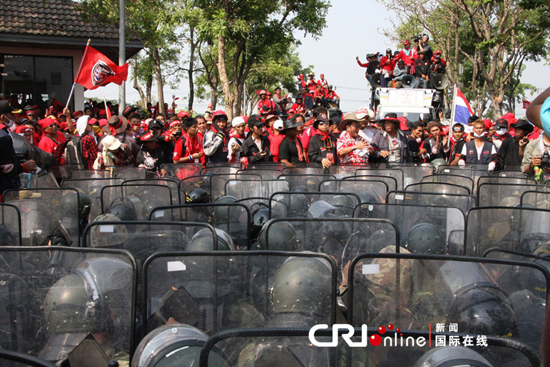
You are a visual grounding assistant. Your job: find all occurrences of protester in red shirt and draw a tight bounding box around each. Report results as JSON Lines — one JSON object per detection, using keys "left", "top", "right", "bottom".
{"left": 317, "top": 74, "right": 328, "bottom": 89}
{"left": 38, "top": 118, "right": 61, "bottom": 155}
{"left": 258, "top": 90, "right": 275, "bottom": 117}
{"left": 173, "top": 117, "right": 205, "bottom": 165}
{"left": 267, "top": 119, "right": 285, "bottom": 162}
{"left": 397, "top": 40, "right": 418, "bottom": 70}
{"left": 379, "top": 49, "right": 396, "bottom": 87}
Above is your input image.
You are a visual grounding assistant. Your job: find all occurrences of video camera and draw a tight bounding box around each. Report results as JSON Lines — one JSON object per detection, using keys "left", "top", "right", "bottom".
{"left": 413, "top": 35, "right": 423, "bottom": 42}
{"left": 540, "top": 152, "right": 550, "bottom": 169}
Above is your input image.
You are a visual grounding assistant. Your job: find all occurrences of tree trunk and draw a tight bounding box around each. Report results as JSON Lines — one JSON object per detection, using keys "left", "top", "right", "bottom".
{"left": 152, "top": 47, "right": 165, "bottom": 115}
{"left": 187, "top": 26, "right": 197, "bottom": 112}
{"left": 133, "top": 59, "right": 149, "bottom": 109}
{"left": 217, "top": 34, "right": 235, "bottom": 120}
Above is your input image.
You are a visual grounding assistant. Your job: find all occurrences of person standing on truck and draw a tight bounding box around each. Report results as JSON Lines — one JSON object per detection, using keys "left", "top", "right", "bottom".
{"left": 379, "top": 49, "right": 396, "bottom": 88}
{"left": 393, "top": 60, "right": 409, "bottom": 89}
{"left": 414, "top": 51, "right": 431, "bottom": 89}
{"left": 397, "top": 40, "right": 418, "bottom": 71}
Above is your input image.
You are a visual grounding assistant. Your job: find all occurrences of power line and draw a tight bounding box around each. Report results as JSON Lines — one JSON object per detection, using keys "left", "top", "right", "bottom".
{"left": 334, "top": 85, "right": 369, "bottom": 91}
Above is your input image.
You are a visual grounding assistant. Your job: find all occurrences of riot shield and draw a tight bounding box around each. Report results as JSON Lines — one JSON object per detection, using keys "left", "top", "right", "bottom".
{"left": 389, "top": 163, "right": 433, "bottom": 187}
{"left": 329, "top": 165, "right": 371, "bottom": 178}
{"left": 0, "top": 349, "right": 58, "bottom": 367}
{"left": 201, "top": 166, "right": 241, "bottom": 175}
{"left": 348, "top": 253, "right": 549, "bottom": 354}
{"left": 438, "top": 164, "right": 490, "bottom": 189}
{"left": 71, "top": 170, "right": 112, "bottom": 179}
{"left": 269, "top": 191, "right": 361, "bottom": 219}
{"left": 465, "top": 207, "right": 550, "bottom": 256}
{"left": 226, "top": 180, "right": 290, "bottom": 200}
{"left": 112, "top": 166, "right": 148, "bottom": 180}
{"left": 477, "top": 176, "right": 534, "bottom": 190}
{"left": 350, "top": 174, "right": 398, "bottom": 191}
{"left": 210, "top": 174, "right": 262, "bottom": 201}
{"left": 498, "top": 170, "right": 526, "bottom": 178}
{"left": 160, "top": 163, "right": 203, "bottom": 180}
{"left": 422, "top": 174, "right": 474, "bottom": 193}
{"left": 235, "top": 198, "right": 271, "bottom": 212}
{"left": 0, "top": 247, "right": 135, "bottom": 364}
{"left": 521, "top": 190, "right": 550, "bottom": 209}
{"left": 149, "top": 204, "right": 251, "bottom": 250}
{"left": 236, "top": 169, "right": 281, "bottom": 180}
{"left": 386, "top": 191, "right": 476, "bottom": 214}
{"left": 61, "top": 178, "right": 124, "bottom": 221}
{"left": 478, "top": 183, "right": 541, "bottom": 207}
{"left": 405, "top": 182, "right": 471, "bottom": 195}
{"left": 356, "top": 169, "right": 404, "bottom": 190}
{"left": 241, "top": 163, "right": 286, "bottom": 171}
{"left": 2, "top": 188, "right": 83, "bottom": 246}
{"left": 277, "top": 174, "right": 336, "bottom": 192}
{"left": 84, "top": 221, "right": 217, "bottom": 260}
{"left": 319, "top": 179, "right": 388, "bottom": 204}
{"left": 281, "top": 167, "right": 326, "bottom": 175}
{"left": 120, "top": 184, "right": 174, "bottom": 217}
{"left": 0, "top": 204, "right": 22, "bottom": 246}
{"left": 142, "top": 251, "right": 337, "bottom": 336}
{"left": 179, "top": 175, "right": 210, "bottom": 203}
{"left": 199, "top": 328, "right": 541, "bottom": 367}
{"left": 355, "top": 204, "right": 465, "bottom": 255}
{"left": 28, "top": 172, "right": 59, "bottom": 189}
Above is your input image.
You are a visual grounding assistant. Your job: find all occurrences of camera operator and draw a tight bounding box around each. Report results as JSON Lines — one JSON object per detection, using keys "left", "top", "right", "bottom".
{"left": 416, "top": 34, "right": 433, "bottom": 63}
{"left": 521, "top": 124, "right": 550, "bottom": 181}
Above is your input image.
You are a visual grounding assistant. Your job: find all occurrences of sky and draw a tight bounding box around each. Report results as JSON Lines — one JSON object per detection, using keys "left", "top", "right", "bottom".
{"left": 85, "top": 0, "right": 550, "bottom": 117}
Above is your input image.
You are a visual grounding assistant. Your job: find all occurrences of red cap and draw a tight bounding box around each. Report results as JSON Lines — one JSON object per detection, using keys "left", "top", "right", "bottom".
{"left": 74, "top": 110, "right": 84, "bottom": 118}
{"left": 403, "top": 40, "right": 411, "bottom": 45}
{"left": 99, "top": 119, "right": 108, "bottom": 127}
{"left": 397, "top": 116, "right": 409, "bottom": 131}
{"left": 98, "top": 109, "right": 107, "bottom": 116}
{"left": 483, "top": 118, "right": 493, "bottom": 130}
{"left": 88, "top": 118, "right": 98, "bottom": 125}
{"left": 59, "top": 121, "right": 68, "bottom": 131}
{"left": 259, "top": 90, "right": 267, "bottom": 95}
{"left": 212, "top": 110, "right": 227, "bottom": 119}
{"left": 177, "top": 111, "right": 189, "bottom": 119}
{"left": 434, "top": 50, "right": 442, "bottom": 55}
{"left": 169, "top": 120, "right": 181, "bottom": 128}
{"left": 26, "top": 110, "right": 35, "bottom": 116}
{"left": 15, "top": 125, "right": 32, "bottom": 134}
{"left": 39, "top": 118, "right": 57, "bottom": 128}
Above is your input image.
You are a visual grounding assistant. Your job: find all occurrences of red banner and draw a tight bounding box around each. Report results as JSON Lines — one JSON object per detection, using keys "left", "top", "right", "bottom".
{"left": 75, "top": 46, "right": 128, "bottom": 90}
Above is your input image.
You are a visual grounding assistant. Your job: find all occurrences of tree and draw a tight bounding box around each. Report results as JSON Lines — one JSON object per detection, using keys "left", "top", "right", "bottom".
{"left": 380, "top": 0, "right": 550, "bottom": 117}
{"left": 193, "top": 0, "right": 330, "bottom": 120}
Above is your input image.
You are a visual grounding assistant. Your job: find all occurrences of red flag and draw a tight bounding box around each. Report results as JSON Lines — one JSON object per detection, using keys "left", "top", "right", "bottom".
{"left": 75, "top": 46, "right": 128, "bottom": 90}
{"left": 522, "top": 100, "right": 531, "bottom": 109}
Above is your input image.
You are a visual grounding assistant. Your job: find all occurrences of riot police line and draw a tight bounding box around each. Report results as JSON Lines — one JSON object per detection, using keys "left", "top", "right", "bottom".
{"left": 0, "top": 161, "right": 549, "bottom": 367}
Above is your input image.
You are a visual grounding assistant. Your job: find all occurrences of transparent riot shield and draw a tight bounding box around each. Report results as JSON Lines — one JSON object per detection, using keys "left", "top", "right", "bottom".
{"left": 112, "top": 166, "right": 148, "bottom": 180}
{"left": 210, "top": 174, "right": 262, "bottom": 201}
{"left": 521, "top": 190, "right": 550, "bottom": 209}
{"left": 0, "top": 204, "right": 22, "bottom": 246}
{"left": 319, "top": 179, "right": 388, "bottom": 204}
{"left": 178, "top": 175, "right": 210, "bottom": 203}
{"left": 84, "top": 221, "right": 217, "bottom": 259}
{"left": 389, "top": 163, "right": 433, "bottom": 187}
{"left": 329, "top": 164, "right": 371, "bottom": 178}
{"left": 351, "top": 174, "right": 399, "bottom": 191}
{"left": 498, "top": 170, "right": 526, "bottom": 178}
{"left": 349, "top": 253, "right": 549, "bottom": 355}
{"left": 236, "top": 169, "right": 281, "bottom": 180}
{"left": 0, "top": 349, "right": 58, "bottom": 367}
{"left": 356, "top": 168, "right": 404, "bottom": 190}
{"left": 439, "top": 164, "right": 490, "bottom": 188}
{"left": 61, "top": 178, "right": 124, "bottom": 221}
{"left": 405, "top": 182, "right": 471, "bottom": 195}
{"left": 387, "top": 191, "right": 476, "bottom": 214}
{"left": 199, "top": 328, "right": 541, "bottom": 367}
{"left": 149, "top": 204, "right": 251, "bottom": 250}
{"left": 120, "top": 184, "right": 174, "bottom": 218}
{"left": 235, "top": 198, "right": 271, "bottom": 212}
{"left": 241, "top": 163, "right": 286, "bottom": 171}
{"left": 99, "top": 185, "right": 125, "bottom": 215}
{"left": 422, "top": 174, "right": 474, "bottom": 193}
{"left": 160, "top": 163, "right": 203, "bottom": 180}
{"left": 465, "top": 207, "right": 550, "bottom": 256}
{"left": 478, "top": 183, "right": 541, "bottom": 207}
{"left": 277, "top": 174, "right": 336, "bottom": 192}
{"left": 201, "top": 166, "right": 241, "bottom": 175}
{"left": 3, "top": 188, "right": 83, "bottom": 246}
{"left": 226, "top": 179, "right": 290, "bottom": 200}
{"left": 142, "top": 252, "right": 337, "bottom": 336}
{"left": 0, "top": 247, "right": 136, "bottom": 364}
{"left": 355, "top": 203, "right": 465, "bottom": 255}
{"left": 477, "top": 176, "right": 534, "bottom": 190}
{"left": 281, "top": 167, "right": 325, "bottom": 175}
{"left": 269, "top": 191, "right": 361, "bottom": 219}
{"left": 29, "top": 172, "right": 59, "bottom": 189}
{"left": 122, "top": 178, "right": 179, "bottom": 198}
{"left": 71, "top": 170, "right": 112, "bottom": 179}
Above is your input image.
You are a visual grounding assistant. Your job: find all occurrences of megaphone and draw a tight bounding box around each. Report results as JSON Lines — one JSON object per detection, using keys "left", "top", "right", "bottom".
{"left": 431, "top": 74, "right": 449, "bottom": 90}
{"left": 370, "top": 74, "right": 382, "bottom": 88}
{"left": 402, "top": 75, "right": 416, "bottom": 88}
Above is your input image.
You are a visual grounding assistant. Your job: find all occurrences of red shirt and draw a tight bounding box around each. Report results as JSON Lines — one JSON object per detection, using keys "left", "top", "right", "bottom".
{"left": 38, "top": 134, "right": 59, "bottom": 154}
{"left": 379, "top": 56, "right": 396, "bottom": 72}
{"left": 268, "top": 133, "right": 285, "bottom": 162}
{"left": 258, "top": 99, "right": 275, "bottom": 115}
{"left": 173, "top": 133, "right": 205, "bottom": 165}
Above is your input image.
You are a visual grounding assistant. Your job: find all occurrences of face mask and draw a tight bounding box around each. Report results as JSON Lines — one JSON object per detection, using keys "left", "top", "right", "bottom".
{"left": 473, "top": 131, "right": 486, "bottom": 138}
{"left": 496, "top": 128, "right": 507, "bottom": 136}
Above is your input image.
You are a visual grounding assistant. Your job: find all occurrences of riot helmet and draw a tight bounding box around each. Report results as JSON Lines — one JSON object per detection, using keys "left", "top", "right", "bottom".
{"left": 431, "top": 158, "right": 447, "bottom": 172}
{"left": 60, "top": 189, "right": 92, "bottom": 219}
{"left": 187, "top": 228, "right": 235, "bottom": 251}
{"left": 131, "top": 324, "right": 229, "bottom": 367}
{"left": 186, "top": 188, "right": 210, "bottom": 204}
{"left": 358, "top": 193, "right": 378, "bottom": 204}
{"left": 143, "top": 199, "right": 165, "bottom": 219}
{"left": 108, "top": 196, "right": 140, "bottom": 221}
{"left": 273, "top": 193, "right": 309, "bottom": 218}
{"left": 293, "top": 185, "right": 309, "bottom": 193}
{"left": 327, "top": 195, "right": 355, "bottom": 217}
{"left": 307, "top": 200, "right": 341, "bottom": 218}
{"left": 413, "top": 346, "right": 493, "bottom": 367}
{"left": 211, "top": 196, "right": 238, "bottom": 223}
{"left": 257, "top": 220, "right": 298, "bottom": 251}
{"left": 0, "top": 225, "right": 17, "bottom": 246}
{"left": 89, "top": 213, "right": 128, "bottom": 247}
{"left": 406, "top": 223, "right": 445, "bottom": 254}
{"left": 251, "top": 207, "right": 270, "bottom": 239}
{"left": 270, "top": 257, "right": 332, "bottom": 318}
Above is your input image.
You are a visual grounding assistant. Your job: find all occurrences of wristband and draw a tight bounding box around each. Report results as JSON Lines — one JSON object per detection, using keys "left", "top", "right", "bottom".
{"left": 21, "top": 163, "right": 27, "bottom": 172}
{"left": 188, "top": 155, "right": 193, "bottom": 161}
{"left": 217, "top": 133, "right": 224, "bottom": 139}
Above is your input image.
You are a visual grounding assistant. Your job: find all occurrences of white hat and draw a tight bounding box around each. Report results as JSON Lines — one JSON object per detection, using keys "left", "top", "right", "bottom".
{"left": 102, "top": 135, "right": 122, "bottom": 151}
{"left": 355, "top": 107, "right": 375, "bottom": 120}
{"left": 232, "top": 116, "right": 246, "bottom": 128}
{"left": 273, "top": 119, "right": 284, "bottom": 131}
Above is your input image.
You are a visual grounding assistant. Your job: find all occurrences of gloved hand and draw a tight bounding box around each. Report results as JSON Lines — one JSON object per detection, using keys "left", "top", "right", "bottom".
{"left": 458, "top": 160, "right": 465, "bottom": 166}
{"left": 217, "top": 132, "right": 225, "bottom": 139}
{"left": 488, "top": 161, "right": 496, "bottom": 171}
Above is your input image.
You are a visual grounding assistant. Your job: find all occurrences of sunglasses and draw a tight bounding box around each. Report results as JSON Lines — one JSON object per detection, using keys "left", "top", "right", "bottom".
{"left": 318, "top": 121, "right": 329, "bottom": 125}
{"left": 453, "top": 128, "right": 464, "bottom": 132}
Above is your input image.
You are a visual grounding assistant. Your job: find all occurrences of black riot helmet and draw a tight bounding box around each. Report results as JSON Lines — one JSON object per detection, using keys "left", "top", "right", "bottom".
{"left": 0, "top": 225, "right": 17, "bottom": 246}
{"left": 60, "top": 189, "right": 92, "bottom": 219}
{"left": 406, "top": 223, "right": 445, "bottom": 254}
{"left": 278, "top": 193, "right": 310, "bottom": 218}
{"left": 251, "top": 207, "right": 271, "bottom": 239}
{"left": 186, "top": 188, "right": 210, "bottom": 204}
{"left": 143, "top": 199, "right": 165, "bottom": 219}
{"left": 131, "top": 324, "right": 229, "bottom": 367}
{"left": 257, "top": 220, "right": 298, "bottom": 251}
{"left": 211, "top": 195, "right": 238, "bottom": 223}
{"left": 413, "top": 346, "right": 493, "bottom": 367}
{"left": 327, "top": 195, "right": 355, "bottom": 217}
{"left": 109, "top": 196, "right": 140, "bottom": 221}
{"left": 187, "top": 228, "right": 235, "bottom": 251}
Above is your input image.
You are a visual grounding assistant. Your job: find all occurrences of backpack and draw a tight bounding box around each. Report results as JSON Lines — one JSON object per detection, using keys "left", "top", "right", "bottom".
{"left": 64, "top": 135, "right": 85, "bottom": 170}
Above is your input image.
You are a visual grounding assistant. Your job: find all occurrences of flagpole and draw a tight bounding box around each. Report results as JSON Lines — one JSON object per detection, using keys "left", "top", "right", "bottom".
{"left": 66, "top": 39, "right": 92, "bottom": 110}
{"left": 447, "top": 85, "right": 458, "bottom": 150}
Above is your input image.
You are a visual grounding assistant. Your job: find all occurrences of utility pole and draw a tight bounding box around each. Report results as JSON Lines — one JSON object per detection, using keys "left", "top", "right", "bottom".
{"left": 118, "top": 0, "right": 125, "bottom": 115}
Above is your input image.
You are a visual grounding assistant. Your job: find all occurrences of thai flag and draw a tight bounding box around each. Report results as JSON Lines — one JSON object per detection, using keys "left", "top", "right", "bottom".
{"left": 451, "top": 87, "right": 474, "bottom": 125}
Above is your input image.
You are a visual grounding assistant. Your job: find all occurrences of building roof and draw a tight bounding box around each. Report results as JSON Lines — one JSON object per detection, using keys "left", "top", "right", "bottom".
{"left": 0, "top": 0, "right": 143, "bottom": 60}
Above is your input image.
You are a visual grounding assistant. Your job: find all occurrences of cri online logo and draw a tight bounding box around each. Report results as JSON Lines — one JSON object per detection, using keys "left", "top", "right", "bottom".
{"left": 309, "top": 324, "right": 427, "bottom": 348}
